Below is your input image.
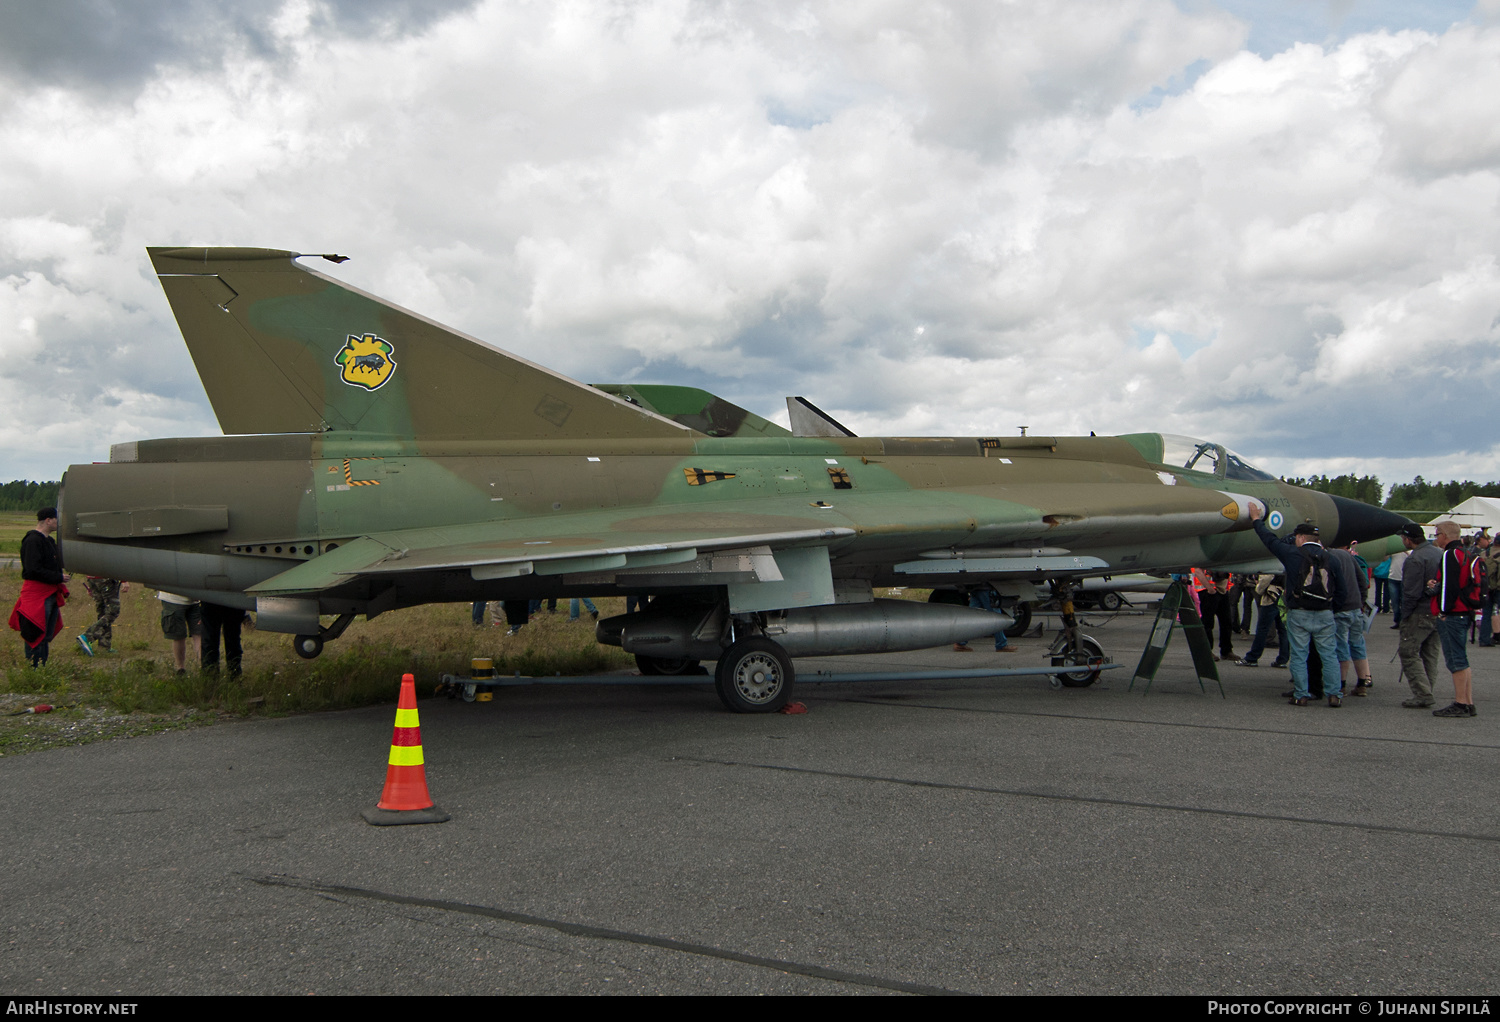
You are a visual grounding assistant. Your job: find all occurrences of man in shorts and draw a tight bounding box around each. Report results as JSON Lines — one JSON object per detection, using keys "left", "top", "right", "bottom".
{"left": 1431, "top": 522, "right": 1479, "bottom": 717}
{"left": 158, "top": 591, "right": 202, "bottom": 675}
{"left": 1327, "top": 540, "right": 1372, "bottom": 696}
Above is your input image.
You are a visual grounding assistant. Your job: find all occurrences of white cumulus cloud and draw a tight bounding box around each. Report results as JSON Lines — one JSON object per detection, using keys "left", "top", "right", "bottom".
{"left": 0, "top": 0, "right": 1497, "bottom": 494}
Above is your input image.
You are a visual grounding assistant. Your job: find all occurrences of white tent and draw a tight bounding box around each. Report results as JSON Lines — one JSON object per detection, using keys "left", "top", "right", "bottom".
{"left": 1430, "top": 495, "right": 1500, "bottom": 532}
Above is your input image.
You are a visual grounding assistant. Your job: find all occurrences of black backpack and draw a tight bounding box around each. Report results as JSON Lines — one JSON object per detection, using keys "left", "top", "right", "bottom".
{"left": 1292, "top": 545, "right": 1334, "bottom": 610}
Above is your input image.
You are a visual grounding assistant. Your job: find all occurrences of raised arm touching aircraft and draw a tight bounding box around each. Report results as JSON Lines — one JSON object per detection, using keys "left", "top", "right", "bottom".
{"left": 57, "top": 248, "right": 1411, "bottom": 711}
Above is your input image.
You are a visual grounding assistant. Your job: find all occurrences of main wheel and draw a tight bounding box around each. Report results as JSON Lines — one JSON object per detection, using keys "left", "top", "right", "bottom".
{"left": 1003, "top": 601, "right": 1032, "bottom": 637}
{"left": 714, "top": 638, "right": 795, "bottom": 713}
{"left": 635, "top": 654, "right": 702, "bottom": 676}
{"left": 1097, "top": 592, "right": 1123, "bottom": 612}
{"left": 292, "top": 634, "right": 323, "bottom": 659}
{"left": 1056, "top": 635, "right": 1104, "bottom": 687}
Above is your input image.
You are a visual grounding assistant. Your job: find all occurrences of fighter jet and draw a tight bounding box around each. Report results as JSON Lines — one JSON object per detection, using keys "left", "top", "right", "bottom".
{"left": 57, "top": 248, "right": 1410, "bottom": 711}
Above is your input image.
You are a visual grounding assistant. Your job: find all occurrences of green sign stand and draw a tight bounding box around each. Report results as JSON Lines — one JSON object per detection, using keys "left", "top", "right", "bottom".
{"left": 1130, "top": 581, "right": 1224, "bottom": 697}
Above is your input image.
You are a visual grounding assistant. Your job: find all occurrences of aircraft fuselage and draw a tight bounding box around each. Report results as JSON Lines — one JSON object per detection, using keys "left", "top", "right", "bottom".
{"left": 59, "top": 428, "right": 1376, "bottom": 629}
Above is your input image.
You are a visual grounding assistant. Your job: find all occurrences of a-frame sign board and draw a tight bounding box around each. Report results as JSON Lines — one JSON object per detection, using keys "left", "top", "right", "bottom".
{"left": 1130, "top": 581, "right": 1224, "bottom": 697}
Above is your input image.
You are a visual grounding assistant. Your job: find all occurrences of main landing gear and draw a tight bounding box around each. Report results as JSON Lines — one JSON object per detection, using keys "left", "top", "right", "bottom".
{"left": 713, "top": 637, "right": 795, "bottom": 713}
{"left": 291, "top": 612, "right": 356, "bottom": 660}
{"left": 634, "top": 654, "right": 706, "bottom": 676}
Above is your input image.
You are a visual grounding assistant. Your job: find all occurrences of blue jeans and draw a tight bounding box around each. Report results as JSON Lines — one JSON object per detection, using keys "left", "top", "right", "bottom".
{"left": 471, "top": 601, "right": 486, "bottom": 626}
{"left": 1436, "top": 615, "right": 1471, "bottom": 672}
{"left": 569, "top": 597, "right": 598, "bottom": 620}
{"left": 968, "top": 588, "right": 1010, "bottom": 648}
{"left": 1389, "top": 581, "right": 1403, "bottom": 625}
{"left": 1334, "top": 609, "right": 1367, "bottom": 663}
{"left": 1242, "top": 603, "right": 1286, "bottom": 664}
{"left": 1285, "top": 608, "right": 1340, "bottom": 700}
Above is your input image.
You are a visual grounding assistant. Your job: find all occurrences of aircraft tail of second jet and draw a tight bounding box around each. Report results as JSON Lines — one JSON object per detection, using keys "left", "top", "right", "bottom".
{"left": 148, "top": 247, "right": 689, "bottom": 440}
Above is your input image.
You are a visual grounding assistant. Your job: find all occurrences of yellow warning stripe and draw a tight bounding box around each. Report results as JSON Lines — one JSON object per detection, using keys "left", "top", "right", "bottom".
{"left": 343, "top": 459, "right": 381, "bottom": 487}
{"left": 394, "top": 708, "right": 420, "bottom": 728}
{"left": 684, "top": 468, "right": 735, "bottom": 486}
{"left": 387, "top": 745, "right": 425, "bottom": 767}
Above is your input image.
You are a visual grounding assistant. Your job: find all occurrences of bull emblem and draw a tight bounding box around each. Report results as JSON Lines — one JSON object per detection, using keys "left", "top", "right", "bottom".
{"left": 335, "top": 334, "right": 397, "bottom": 391}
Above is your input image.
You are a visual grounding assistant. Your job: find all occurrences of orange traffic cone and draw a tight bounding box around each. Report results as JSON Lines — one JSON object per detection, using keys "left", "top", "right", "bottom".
{"left": 362, "top": 674, "right": 450, "bottom": 826}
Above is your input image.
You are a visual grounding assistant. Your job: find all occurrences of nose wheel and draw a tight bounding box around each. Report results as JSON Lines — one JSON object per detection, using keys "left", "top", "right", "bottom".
{"left": 1053, "top": 635, "right": 1105, "bottom": 687}
{"left": 1047, "top": 580, "right": 1105, "bottom": 687}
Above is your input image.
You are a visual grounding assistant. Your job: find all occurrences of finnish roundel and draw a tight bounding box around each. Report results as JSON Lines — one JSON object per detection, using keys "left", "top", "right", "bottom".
{"left": 1268, "top": 510, "right": 1284, "bottom": 530}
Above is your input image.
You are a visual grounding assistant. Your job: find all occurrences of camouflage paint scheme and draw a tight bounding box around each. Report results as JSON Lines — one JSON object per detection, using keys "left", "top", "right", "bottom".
{"left": 58, "top": 248, "right": 1408, "bottom": 648}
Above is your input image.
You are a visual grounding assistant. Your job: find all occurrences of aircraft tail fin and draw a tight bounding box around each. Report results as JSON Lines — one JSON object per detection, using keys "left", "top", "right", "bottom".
{"left": 147, "top": 247, "right": 691, "bottom": 439}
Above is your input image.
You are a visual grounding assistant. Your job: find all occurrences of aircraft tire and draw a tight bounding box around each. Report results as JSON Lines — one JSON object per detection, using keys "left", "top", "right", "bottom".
{"left": 293, "top": 634, "right": 323, "bottom": 659}
{"left": 1003, "top": 601, "right": 1032, "bottom": 637}
{"left": 926, "top": 588, "right": 967, "bottom": 607}
{"left": 714, "top": 638, "right": 795, "bottom": 713}
{"left": 1097, "top": 592, "right": 1123, "bottom": 612}
{"left": 1056, "top": 635, "right": 1104, "bottom": 687}
{"left": 635, "top": 654, "right": 702, "bottom": 676}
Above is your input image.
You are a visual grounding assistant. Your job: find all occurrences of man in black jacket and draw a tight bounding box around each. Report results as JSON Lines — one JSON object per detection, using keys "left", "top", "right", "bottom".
{"left": 1248, "top": 505, "right": 1346, "bottom": 706}
{"left": 7, "top": 507, "right": 69, "bottom": 667}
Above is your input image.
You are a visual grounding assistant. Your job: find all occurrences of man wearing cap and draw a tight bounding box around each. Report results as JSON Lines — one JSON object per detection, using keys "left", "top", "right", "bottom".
{"left": 1247, "top": 506, "right": 1345, "bottom": 706}
{"left": 7, "top": 507, "right": 69, "bottom": 668}
{"left": 1396, "top": 522, "right": 1444, "bottom": 708}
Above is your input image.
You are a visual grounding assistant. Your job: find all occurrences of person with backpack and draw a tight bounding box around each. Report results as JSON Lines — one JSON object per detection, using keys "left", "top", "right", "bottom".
{"left": 1396, "top": 523, "right": 1444, "bottom": 708}
{"left": 1248, "top": 506, "right": 1345, "bottom": 707}
{"left": 1430, "top": 521, "right": 1480, "bottom": 717}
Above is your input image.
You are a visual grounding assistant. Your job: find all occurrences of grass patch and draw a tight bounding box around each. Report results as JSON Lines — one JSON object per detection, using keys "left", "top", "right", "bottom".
{"left": 0, "top": 512, "right": 36, "bottom": 558}
{"left": 0, "top": 572, "right": 637, "bottom": 754}
{"left": 0, "top": 564, "right": 936, "bottom": 757}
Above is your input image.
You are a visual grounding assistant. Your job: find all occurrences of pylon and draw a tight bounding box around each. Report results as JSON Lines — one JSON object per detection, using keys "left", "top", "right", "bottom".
{"left": 362, "top": 673, "right": 450, "bottom": 826}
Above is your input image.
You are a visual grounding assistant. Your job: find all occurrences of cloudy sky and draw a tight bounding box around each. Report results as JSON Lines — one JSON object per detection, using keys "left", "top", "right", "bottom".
{"left": 2, "top": 0, "right": 1498, "bottom": 491}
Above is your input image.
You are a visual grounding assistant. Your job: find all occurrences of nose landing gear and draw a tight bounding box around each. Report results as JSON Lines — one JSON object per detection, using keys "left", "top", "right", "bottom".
{"left": 1047, "top": 580, "right": 1104, "bottom": 687}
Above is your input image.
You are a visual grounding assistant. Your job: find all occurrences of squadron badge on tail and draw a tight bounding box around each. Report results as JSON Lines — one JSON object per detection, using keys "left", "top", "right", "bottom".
{"left": 335, "top": 334, "right": 397, "bottom": 391}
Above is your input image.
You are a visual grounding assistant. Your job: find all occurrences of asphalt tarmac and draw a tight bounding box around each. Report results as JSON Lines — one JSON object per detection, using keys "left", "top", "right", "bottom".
{"left": 2, "top": 606, "right": 1497, "bottom": 996}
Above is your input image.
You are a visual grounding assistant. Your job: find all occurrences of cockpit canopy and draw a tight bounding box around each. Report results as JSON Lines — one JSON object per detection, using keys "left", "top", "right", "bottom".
{"left": 1120, "top": 433, "right": 1277, "bottom": 482}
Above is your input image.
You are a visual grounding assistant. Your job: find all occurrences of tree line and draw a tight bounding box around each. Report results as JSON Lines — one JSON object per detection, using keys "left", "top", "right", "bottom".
{"left": 0, "top": 480, "right": 60, "bottom": 512}
{"left": 1282, "top": 474, "right": 1500, "bottom": 512}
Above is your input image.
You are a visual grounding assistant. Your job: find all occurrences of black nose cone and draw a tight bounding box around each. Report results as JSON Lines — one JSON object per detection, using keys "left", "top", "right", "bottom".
{"left": 1329, "top": 496, "right": 1412, "bottom": 547}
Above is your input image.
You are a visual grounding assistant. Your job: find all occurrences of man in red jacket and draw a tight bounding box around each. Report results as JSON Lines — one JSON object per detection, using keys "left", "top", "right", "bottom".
{"left": 1431, "top": 521, "right": 1478, "bottom": 718}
